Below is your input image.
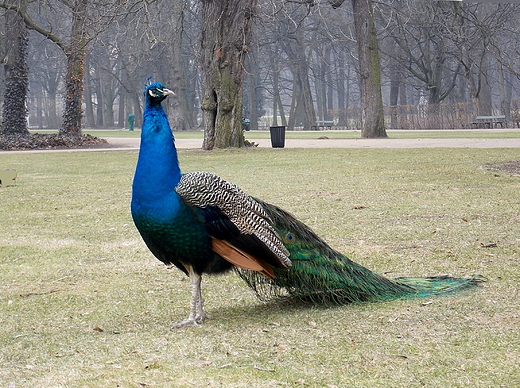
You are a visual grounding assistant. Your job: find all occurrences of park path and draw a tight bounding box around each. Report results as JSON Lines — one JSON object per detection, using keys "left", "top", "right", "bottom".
{"left": 2, "top": 131, "right": 520, "bottom": 153}
{"left": 101, "top": 135, "right": 520, "bottom": 150}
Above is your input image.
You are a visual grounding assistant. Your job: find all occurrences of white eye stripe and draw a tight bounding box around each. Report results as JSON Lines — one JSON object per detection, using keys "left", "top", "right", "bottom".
{"left": 148, "top": 88, "right": 174, "bottom": 98}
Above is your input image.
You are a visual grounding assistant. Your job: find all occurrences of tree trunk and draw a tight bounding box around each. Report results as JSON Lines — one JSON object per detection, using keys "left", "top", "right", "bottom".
{"left": 247, "top": 71, "right": 258, "bottom": 130}
{"left": 313, "top": 41, "right": 325, "bottom": 123}
{"left": 269, "top": 47, "right": 286, "bottom": 127}
{"left": 2, "top": 0, "right": 29, "bottom": 136}
{"left": 388, "top": 39, "right": 404, "bottom": 129}
{"left": 131, "top": 92, "right": 142, "bottom": 128}
{"left": 245, "top": 38, "right": 259, "bottom": 130}
{"left": 35, "top": 84, "right": 43, "bottom": 129}
{"left": 60, "top": 0, "right": 88, "bottom": 137}
{"left": 478, "top": 53, "right": 492, "bottom": 115}
{"left": 118, "top": 85, "right": 126, "bottom": 128}
{"left": 352, "top": 0, "right": 387, "bottom": 138}
{"left": 287, "top": 76, "right": 299, "bottom": 130}
{"left": 169, "top": 0, "right": 191, "bottom": 131}
{"left": 201, "top": 0, "right": 257, "bottom": 149}
{"left": 462, "top": 46, "right": 491, "bottom": 117}
{"left": 104, "top": 82, "right": 115, "bottom": 127}
{"left": 280, "top": 27, "right": 316, "bottom": 130}
{"left": 336, "top": 51, "right": 348, "bottom": 127}
{"left": 389, "top": 61, "right": 399, "bottom": 130}
{"left": 47, "top": 88, "right": 60, "bottom": 129}
{"left": 326, "top": 47, "right": 334, "bottom": 121}
{"left": 84, "top": 58, "right": 95, "bottom": 128}
{"left": 42, "top": 69, "right": 61, "bottom": 129}
{"left": 499, "top": 65, "right": 512, "bottom": 123}
{"left": 94, "top": 67, "right": 104, "bottom": 127}
{"left": 289, "top": 27, "right": 316, "bottom": 130}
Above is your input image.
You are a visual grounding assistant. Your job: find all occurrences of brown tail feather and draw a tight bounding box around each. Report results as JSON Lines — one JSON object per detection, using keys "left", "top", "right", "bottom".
{"left": 211, "top": 237, "right": 275, "bottom": 279}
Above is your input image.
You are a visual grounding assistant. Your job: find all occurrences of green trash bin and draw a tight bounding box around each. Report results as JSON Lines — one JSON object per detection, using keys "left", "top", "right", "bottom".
{"left": 269, "top": 126, "right": 286, "bottom": 148}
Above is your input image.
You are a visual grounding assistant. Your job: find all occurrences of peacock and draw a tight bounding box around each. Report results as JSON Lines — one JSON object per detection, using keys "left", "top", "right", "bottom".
{"left": 131, "top": 82, "right": 482, "bottom": 327}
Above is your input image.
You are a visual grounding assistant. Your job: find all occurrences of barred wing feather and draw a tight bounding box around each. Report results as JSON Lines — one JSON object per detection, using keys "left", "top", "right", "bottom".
{"left": 175, "top": 171, "right": 291, "bottom": 269}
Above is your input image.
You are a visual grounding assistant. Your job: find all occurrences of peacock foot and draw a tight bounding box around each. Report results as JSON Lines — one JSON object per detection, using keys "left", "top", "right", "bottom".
{"left": 170, "top": 318, "right": 200, "bottom": 328}
{"left": 170, "top": 313, "right": 211, "bottom": 328}
{"left": 195, "top": 311, "right": 211, "bottom": 323}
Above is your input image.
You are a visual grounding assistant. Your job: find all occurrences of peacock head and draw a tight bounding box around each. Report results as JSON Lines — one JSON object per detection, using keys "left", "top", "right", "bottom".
{"left": 145, "top": 82, "right": 174, "bottom": 105}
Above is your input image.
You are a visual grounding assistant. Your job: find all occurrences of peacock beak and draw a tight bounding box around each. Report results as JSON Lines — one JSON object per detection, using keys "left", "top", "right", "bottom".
{"left": 162, "top": 88, "right": 174, "bottom": 96}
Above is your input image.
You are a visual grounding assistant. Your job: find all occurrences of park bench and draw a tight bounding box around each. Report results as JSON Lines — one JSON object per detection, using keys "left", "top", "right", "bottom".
{"left": 471, "top": 115, "right": 506, "bottom": 129}
{"left": 311, "top": 120, "right": 334, "bottom": 130}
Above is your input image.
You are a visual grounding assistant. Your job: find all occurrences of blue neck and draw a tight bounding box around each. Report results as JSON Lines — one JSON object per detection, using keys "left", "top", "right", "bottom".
{"left": 132, "top": 102, "right": 181, "bottom": 207}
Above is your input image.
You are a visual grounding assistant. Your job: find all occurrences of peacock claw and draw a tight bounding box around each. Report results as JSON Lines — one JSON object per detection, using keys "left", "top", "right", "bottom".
{"left": 196, "top": 312, "right": 211, "bottom": 323}
{"left": 171, "top": 318, "right": 200, "bottom": 328}
{"left": 171, "top": 313, "right": 210, "bottom": 328}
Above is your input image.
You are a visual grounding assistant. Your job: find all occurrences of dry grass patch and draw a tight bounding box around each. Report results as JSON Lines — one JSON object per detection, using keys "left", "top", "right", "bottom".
{"left": 1, "top": 148, "right": 519, "bottom": 387}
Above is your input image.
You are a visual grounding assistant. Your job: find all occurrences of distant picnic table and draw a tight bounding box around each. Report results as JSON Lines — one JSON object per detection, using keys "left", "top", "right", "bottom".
{"left": 471, "top": 115, "right": 506, "bottom": 129}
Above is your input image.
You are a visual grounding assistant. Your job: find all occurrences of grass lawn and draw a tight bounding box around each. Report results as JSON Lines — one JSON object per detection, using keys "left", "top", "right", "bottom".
{"left": 1, "top": 147, "right": 519, "bottom": 387}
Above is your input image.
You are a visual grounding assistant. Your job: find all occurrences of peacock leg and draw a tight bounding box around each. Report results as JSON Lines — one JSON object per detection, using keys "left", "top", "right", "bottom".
{"left": 193, "top": 273, "right": 210, "bottom": 324}
{"left": 171, "top": 267, "right": 210, "bottom": 328}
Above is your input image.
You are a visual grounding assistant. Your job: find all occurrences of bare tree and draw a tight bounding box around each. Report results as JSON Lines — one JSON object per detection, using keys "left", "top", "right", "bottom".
{"left": 200, "top": 0, "right": 257, "bottom": 149}
{"left": 380, "top": 0, "right": 520, "bottom": 125}
{"left": 351, "top": 0, "right": 387, "bottom": 137}
{"left": 28, "top": 35, "right": 64, "bottom": 129}
{"left": 1, "top": 0, "right": 29, "bottom": 136}
{"left": 449, "top": 2, "right": 519, "bottom": 116}
{"left": 2, "top": 0, "right": 135, "bottom": 140}
{"left": 281, "top": 16, "right": 317, "bottom": 130}
{"left": 4, "top": 0, "right": 520, "bottom": 145}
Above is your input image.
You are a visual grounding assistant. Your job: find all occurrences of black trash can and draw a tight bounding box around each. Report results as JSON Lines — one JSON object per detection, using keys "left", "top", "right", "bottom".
{"left": 269, "top": 126, "right": 286, "bottom": 148}
{"left": 242, "top": 118, "right": 251, "bottom": 131}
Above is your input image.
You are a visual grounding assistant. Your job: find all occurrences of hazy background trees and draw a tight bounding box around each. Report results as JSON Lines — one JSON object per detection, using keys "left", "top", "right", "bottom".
{"left": 200, "top": 0, "right": 257, "bottom": 149}
{"left": 1, "top": 0, "right": 519, "bottom": 141}
{"left": 378, "top": 0, "right": 520, "bottom": 129}
{"left": 1, "top": 0, "right": 137, "bottom": 139}
{"left": 2, "top": 0, "right": 29, "bottom": 136}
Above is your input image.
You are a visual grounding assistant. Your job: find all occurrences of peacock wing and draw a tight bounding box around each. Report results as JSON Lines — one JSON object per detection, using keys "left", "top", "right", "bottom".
{"left": 175, "top": 171, "right": 291, "bottom": 270}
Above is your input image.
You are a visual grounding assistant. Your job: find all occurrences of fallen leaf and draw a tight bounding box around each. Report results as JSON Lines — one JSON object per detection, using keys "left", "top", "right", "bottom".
{"left": 189, "top": 360, "right": 212, "bottom": 366}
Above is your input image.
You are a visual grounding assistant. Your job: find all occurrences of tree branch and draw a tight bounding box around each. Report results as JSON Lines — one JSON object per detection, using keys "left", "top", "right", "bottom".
{"left": 0, "top": 1, "right": 68, "bottom": 52}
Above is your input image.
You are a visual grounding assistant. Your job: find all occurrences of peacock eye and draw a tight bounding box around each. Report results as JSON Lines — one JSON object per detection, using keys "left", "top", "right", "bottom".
{"left": 286, "top": 234, "right": 293, "bottom": 241}
{"left": 149, "top": 89, "right": 160, "bottom": 98}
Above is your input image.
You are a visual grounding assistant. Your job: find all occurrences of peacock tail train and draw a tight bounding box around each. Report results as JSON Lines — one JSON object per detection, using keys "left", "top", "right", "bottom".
{"left": 235, "top": 199, "right": 483, "bottom": 304}
{"left": 133, "top": 82, "right": 482, "bottom": 327}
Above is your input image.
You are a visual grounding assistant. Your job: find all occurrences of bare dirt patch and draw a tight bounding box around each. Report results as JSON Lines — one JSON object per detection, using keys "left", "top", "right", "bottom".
{"left": 484, "top": 160, "right": 520, "bottom": 175}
